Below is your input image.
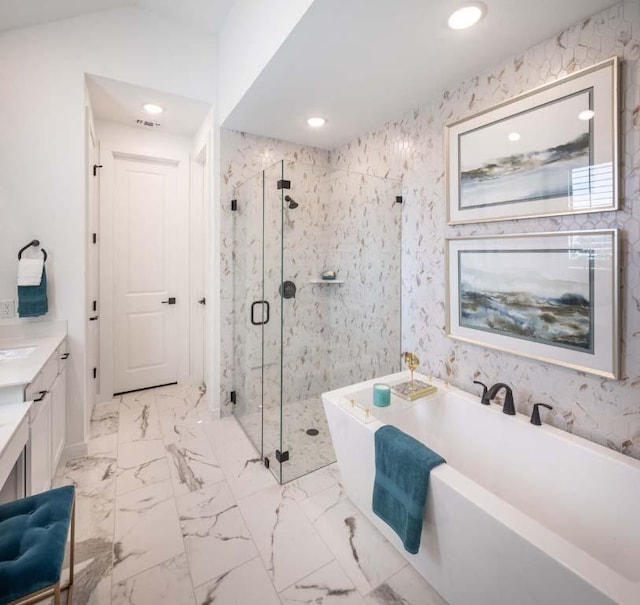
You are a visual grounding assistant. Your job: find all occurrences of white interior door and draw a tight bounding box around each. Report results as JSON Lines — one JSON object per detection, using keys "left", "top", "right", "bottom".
{"left": 86, "top": 110, "right": 100, "bottom": 419}
{"left": 113, "top": 155, "right": 180, "bottom": 393}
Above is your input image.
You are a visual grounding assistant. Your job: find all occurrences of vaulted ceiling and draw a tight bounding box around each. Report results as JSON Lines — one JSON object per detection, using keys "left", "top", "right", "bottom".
{"left": 0, "top": 0, "right": 233, "bottom": 34}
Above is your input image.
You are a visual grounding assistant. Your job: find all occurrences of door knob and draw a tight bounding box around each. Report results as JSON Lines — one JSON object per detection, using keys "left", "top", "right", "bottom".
{"left": 198, "top": 298, "right": 206, "bottom": 305}
{"left": 161, "top": 297, "right": 176, "bottom": 305}
{"left": 89, "top": 316, "right": 99, "bottom": 321}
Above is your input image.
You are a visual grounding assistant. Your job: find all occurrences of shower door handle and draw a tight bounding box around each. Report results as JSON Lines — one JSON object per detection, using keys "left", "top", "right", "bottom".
{"left": 251, "top": 300, "right": 270, "bottom": 325}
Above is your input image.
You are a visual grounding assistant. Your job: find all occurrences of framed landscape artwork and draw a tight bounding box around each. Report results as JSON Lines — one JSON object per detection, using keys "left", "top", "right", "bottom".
{"left": 446, "top": 57, "right": 619, "bottom": 224}
{"left": 446, "top": 230, "right": 619, "bottom": 378}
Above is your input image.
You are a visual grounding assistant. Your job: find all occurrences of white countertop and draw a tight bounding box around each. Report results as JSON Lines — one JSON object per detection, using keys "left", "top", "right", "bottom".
{"left": 0, "top": 321, "right": 66, "bottom": 389}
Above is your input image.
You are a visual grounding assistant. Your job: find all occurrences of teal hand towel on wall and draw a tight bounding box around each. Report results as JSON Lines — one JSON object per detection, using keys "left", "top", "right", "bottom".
{"left": 18, "top": 267, "right": 48, "bottom": 317}
{"left": 372, "top": 425, "right": 445, "bottom": 554}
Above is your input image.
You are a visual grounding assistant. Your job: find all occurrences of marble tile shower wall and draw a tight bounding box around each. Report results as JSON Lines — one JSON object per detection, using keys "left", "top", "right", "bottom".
{"left": 280, "top": 162, "right": 334, "bottom": 406}
{"left": 324, "top": 170, "right": 402, "bottom": 387}
{"left": 330, "top": 1, "right": 640, "bottom": 458}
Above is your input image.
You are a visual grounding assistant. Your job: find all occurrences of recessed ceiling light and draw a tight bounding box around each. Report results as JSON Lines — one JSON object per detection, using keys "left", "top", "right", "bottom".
{"left": 307, "top": 117, "right": 326, "bottom": 128}
{"left": 448, "top": 3, "right": 486, "bottom": 30}
{"left": 508, "top": 132, "right": 521, "bottom": 142}
{"left": 578, "top": 109, "right": 595, "bottom": 121}
{"left": 143, "top": 103, "right": 164, "bottom": 115}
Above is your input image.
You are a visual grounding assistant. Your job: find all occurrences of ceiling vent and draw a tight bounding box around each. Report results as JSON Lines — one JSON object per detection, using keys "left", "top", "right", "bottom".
{"left": 136, "top": 119, "right": 160, "bottom": 128}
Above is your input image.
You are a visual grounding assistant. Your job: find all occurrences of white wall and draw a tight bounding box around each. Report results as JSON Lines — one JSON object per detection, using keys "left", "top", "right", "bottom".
{"left": 0, "top": 7, "right": 216, "bottom": 451}
{"left": 218, "top": 0, "right": 314, "bottom": 123}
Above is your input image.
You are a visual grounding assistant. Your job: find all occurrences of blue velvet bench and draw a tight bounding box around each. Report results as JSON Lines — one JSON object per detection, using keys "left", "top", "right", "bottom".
{"left": 0, "top": 486, "right": 75, "bottom": 605}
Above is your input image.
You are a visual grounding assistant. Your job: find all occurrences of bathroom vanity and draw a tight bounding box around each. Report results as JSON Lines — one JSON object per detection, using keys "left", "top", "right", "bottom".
{"left": 0, "top": 321, "right": 68, "bottom": 502}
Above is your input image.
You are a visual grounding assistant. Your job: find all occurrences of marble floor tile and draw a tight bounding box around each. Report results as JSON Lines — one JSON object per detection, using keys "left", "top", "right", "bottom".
{"left": 112, "top": 554, "right": 196, "bottom": 605}
{"left": 88, "top": 433, "right": 119, "bottom": 458}
{"left": 238, "top": 483, "right": 333, "bottom": 592}
{"left": 157, "top": 396, "right": 215, "bottom": 424}
{"left": 365, "top": 565, "right": 448, "bottom": 605}
{"left": 90, "top": 400, "right": 120, "bottom": 439}
{"left": 299, "top": 482, "right": 346, "bottom": 524}
{"left": 118, "top": 397, "right": 162, "bottom": 443}
{"left": 194, "top": 557, "right": 280, "bottom": 605}
{"left": 57, "top": 453, "right": 117, "bottom": 490}
{"left": 177, "top": 482, "right": 257, "bottom": 587}
{"left": 116, "top": 439, "right": 171, "bottom": 495}
{"left": 74, "top": 478, "right": 117, "bottom": 542}
{"left": 280, "top": 560, "right": 366, "bottom": 605}
{"left": 291, "top": 462, "right": 342, "bottom": 499}
{"left": 67, "top": 536, "right": 114, "bottom": 605}
{"left": 113, "top": 480, "right": 184, "bottom": 583}
{"left": 305, "top": 487, "right": 406, "bottom": 594}
{"left": 160, "top": 415, "right": 207, "bottom": 444}
{"left": 203, "top": 415, "right": 249, "bottom": 454}
{"left": 166, "top": 438, "right": 225, "bottom": 496}
{"left": 213, "top": 432, "right": 276, "bottom": 500}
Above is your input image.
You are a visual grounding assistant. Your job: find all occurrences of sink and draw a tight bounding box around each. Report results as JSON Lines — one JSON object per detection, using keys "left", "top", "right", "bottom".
{"left": 0, "top": 346, "right": 37, "bottom": 362}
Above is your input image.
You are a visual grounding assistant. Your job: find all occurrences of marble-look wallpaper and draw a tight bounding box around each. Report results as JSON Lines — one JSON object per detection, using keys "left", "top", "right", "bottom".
{"left": 330, "top": 1, "right": 640, "bottom": 458}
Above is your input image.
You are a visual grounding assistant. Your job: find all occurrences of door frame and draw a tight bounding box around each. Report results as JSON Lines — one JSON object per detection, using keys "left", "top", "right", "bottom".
{"left": 191, "top": 113, "right": 220, "bottom": 412}
{"left": 98, "top": 137, "right": 191, "bottom": 401}
{"left": 84, "top": 107, "right": 99, "bottom": 428}
{"left": 190, "top": 143, "right": 208, "bottom": 388}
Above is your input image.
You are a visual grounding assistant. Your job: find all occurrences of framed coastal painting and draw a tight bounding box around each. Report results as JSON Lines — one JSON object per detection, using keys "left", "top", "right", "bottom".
{"left": 446, "top": 57, "right": 619, "bottom": 224}
{"left": 446, "top": 230, "right": 619, "bottom": 378}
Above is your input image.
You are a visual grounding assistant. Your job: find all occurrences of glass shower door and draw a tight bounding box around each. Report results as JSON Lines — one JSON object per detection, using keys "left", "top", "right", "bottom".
{"left": 232, "top": 171, "right": 265, "bottom": 454}
{"left": 232, "top": 162, "right": 284, "bottom": 483}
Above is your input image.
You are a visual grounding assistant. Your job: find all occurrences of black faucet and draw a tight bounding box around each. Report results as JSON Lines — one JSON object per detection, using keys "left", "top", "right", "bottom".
{"left": 530, "top": 403, "right": 553, "bottom": 425}
{"left": 473, "top": 381, "right": 490, "bottom": 405}
{"left": 486, "top": 383, "right": 516, "bottom": 415}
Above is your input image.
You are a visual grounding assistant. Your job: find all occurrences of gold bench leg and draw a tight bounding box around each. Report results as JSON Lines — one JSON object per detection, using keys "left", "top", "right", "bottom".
{"left": 66, "top": 495, "right": 75, "bottom": 605}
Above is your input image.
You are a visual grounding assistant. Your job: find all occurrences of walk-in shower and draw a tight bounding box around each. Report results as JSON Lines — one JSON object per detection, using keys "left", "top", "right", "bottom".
{"left": 232, "top": 159, "right": 402, "bottom": 483}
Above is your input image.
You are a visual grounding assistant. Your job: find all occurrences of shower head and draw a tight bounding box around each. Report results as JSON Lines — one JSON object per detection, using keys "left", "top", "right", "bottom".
{"left": 284, "top": 195, "right": 299, "bottom": 209}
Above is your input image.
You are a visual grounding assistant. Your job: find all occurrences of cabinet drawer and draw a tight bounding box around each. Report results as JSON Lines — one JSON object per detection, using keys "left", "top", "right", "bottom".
{"left": 24, "top": 343, "right": 63, "bottom": 402}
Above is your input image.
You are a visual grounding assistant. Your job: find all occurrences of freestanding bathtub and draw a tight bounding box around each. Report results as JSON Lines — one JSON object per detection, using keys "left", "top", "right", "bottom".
{"left": 322, "top": 371, "right": 640, "bottom": 605}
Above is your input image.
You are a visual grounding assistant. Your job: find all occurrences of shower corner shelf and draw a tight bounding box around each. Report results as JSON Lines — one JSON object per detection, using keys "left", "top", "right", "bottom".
{"left": 308, "top": 279, "right": 345, "bottom": 284}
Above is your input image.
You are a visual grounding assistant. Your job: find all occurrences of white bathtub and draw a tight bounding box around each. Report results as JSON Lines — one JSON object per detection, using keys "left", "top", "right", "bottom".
{"left": 322, "top": 372, "right": 640, "bottom": 605}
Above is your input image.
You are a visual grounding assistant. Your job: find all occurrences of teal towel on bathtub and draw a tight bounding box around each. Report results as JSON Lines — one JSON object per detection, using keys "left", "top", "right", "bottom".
{"left": 18, "top": 267, "right": 48, "bottom": 318}
{"left": 372, "top": 425, "right": 445, "bottom": 554}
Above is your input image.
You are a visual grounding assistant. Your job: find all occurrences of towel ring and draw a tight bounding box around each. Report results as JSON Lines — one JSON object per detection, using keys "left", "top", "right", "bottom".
{"left": 18, "top": 239, "right": 47, "bottom": 262}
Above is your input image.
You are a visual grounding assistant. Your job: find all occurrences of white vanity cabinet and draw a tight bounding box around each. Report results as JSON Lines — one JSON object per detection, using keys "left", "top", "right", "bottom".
{"left": 24, "top": 338, "right": 68, "bottom": 495}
